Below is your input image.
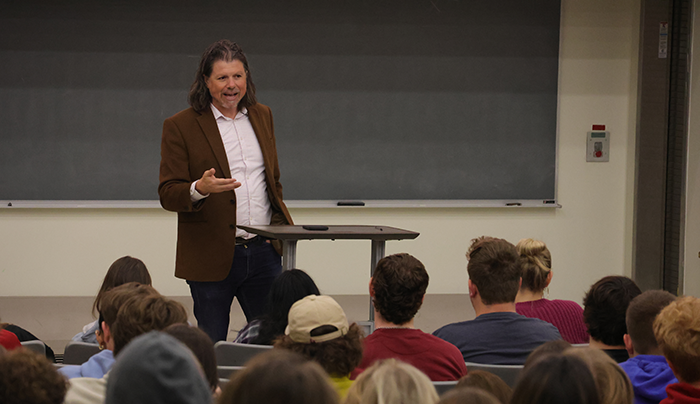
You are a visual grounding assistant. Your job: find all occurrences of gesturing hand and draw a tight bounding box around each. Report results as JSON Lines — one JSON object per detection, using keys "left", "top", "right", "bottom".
{"left": 195, "top": 168, "right": 241, "bottom": 195}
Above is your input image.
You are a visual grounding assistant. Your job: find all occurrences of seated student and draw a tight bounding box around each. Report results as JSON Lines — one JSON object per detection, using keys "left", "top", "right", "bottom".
{"left": 344, "top": 358, "right": 439, "bottom": 404}
{"left": 437, "top": 387, "right": 501, "bottom": 404}
{"left": 566, "top": 347, "right": 634, "bottom": 404}
{"left": 0, "top": 348, "right": 67, "bottom": 404}
{"left": 583, "top": 276, "right": 642, "bottom": 363}
{"left": 653, "top": 296, "right": 700, "bottom": 404}
{"left": 511, "top": 354, "right": 601, "bottom": 404}
{"left": 219, "top": 349, "right": 339, "bottom": 404}
{"left": 234, "top": 269, "right": 319, "bottom": 345}
{"left": 274, "top": 295, "right": 363, "bottom": 399}
{"left": 353, "top": 253, "right": 467, "bottom": 381}
{"left": 0, "top": 328, "right": 21, "bottom": 351}
{"left": 104, "top": 331, "right": 212, "bottom": 404}
{"left": 433, "top": 236, "right": 561, "bottom": 364}
{"left": 457, "top": 370, "right": 513, "bottom": 404}
{"left": 514, "top": 238, "right": 589, "bottom": 344}
{"left": 619, "top": 290, "right": 678, "bottom": 404}
{"left": 163, "top": 324, "right": 220, "bottom": 398}
{"left": 73, "top": 256, "right": 152, "bottom": 344}
{"left": 0, "top": 320, "right": 56, "bottom": 362}
{"left": 64, "top": 284, "right": 188, "bottom": 404}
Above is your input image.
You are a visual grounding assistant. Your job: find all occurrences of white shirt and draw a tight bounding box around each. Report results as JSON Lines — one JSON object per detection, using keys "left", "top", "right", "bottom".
{"left": 190, "top": 105, "right": 272, "bottom": 239}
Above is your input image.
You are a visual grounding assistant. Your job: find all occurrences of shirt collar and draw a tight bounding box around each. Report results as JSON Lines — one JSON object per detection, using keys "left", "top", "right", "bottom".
{"left": 210, "top": 104, "right": 247, "bottom": 121}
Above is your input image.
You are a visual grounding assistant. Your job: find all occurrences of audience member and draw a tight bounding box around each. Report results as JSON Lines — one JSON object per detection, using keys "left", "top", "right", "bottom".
{"left": 523, "top": 339, "right": 572, "bottom": 370}
{"left": 0, "top": 328, "right": 21, "bottom": 351}
{"left": 566, "top": 347, "right": 634, "bottom": 404}
{"left": 583, "top": 276, "right": 642, "bottom": 363}
{"left": 457, "top": 370, "right": 512, "bottom": 404}
{"left": 653, "top": 296, "right": 700, "bottom": 403}
{"left": 235, "top": 268, "right": 319, "bottom": 345}
{"left": 274, "top": 295, "right": 363, "bottom": 398}
{"left": 438, "top": 387, "right": 501, "bottom": 404}
{"left": 220, "top": 349, "right": 339, "bottom": 404}
{"left": 0, "top": 321, "right": 56, "bottom": 362}
{"left": 511, "top": 354, "right": 601, "bottom": 404}
{"left": 353, "top": 253, "right": 467, "bottom": 381}
{"left": 433, "top": 236, "right": 561, "bottom": 364}
{"left": 0, "top": 348, "right": 67, "bottom": 404}
{"left": 163, "top": 324, "right": 219, "bottom": 396}
{"left": 514, "top": 238, "right": 589, "bottom": 343}
{"left": 104, "top": 331, "right": 212, "bottom": 404}
{"left": 620, "top": 290, "right": 678, "bottom": 404}
{"left": 73, "top": 256, "right": 152, "bottom": 344}
{"left": 344, "top": 358, "right": 439, "bottom": 404}
{"left": 64, "top": 284, "right": 188, "bottom": 404}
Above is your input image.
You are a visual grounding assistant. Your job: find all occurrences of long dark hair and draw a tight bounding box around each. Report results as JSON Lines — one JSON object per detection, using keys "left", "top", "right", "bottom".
{"left": 251, "top": 269, "right": 320, "bottom": 345}
{"left": 93, "top": 256, "right": 151, "bottom": 316}
{"left": 188, "top": 39, "right": 257, "bottom": 113}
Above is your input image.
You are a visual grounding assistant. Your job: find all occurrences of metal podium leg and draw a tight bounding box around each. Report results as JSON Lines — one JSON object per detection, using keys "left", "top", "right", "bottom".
{"left": 369, "top": 240, "right": 386, "bottom": 321}
{"left": 282, "top": 240, "right": 297, "bottom": 270}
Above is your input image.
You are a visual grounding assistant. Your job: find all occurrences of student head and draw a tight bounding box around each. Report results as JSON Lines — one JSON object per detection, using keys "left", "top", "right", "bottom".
{"left": 274, "top": 295, "right": 363, "bottom": 377}
{"left": 105, "top": 331, "right": 211, "bottom": 404}
{"left": 189, "top": 39, "right": 257, "bottom": 113}
{"left": 516, "top": 238, "right": 552, "bottom": 294}
{"left": 93, "top": 256, "right": 152, "bottom": 316}
{"left": 466, "top": 236, "right": 521, "bottom": 306}
{"left": 0, "top": 349, "right": 67, "bottom": 404}
{"left": 511, "top": 354, "right": 600, "bottom": 404}
{"left": 371, "top": 253, "right": 429, "bottom": 325}
{"left": 565, "top": 347, "right": 633, "bottom": 404}
{"left": 344, "top": 359, "right": 439, "bottom": 404}
{"left": 437, "top": 387, "right": 501, "bottom": 404}
{"left": 96, "top": 282, "right": 160, "bottom": 352}
{"left": 624, "top": 290, "right": 676, "bottom": 356}
{"left": 653, "top": 296, "right": 700, "bottom": 384}
{"left": 220, "top": 349, "right": 339, "bottom": 404}
{"left": 456, "top": 370, "right": 512, "bottom": 404}
{"left": 583, "top": 276, "right": 642, "bottom": 346}
{"left": 523, "top": 339, "right": 572, "bottom": 370}
{"left": 163, "top": 324, "right": 218, "bottom": 393}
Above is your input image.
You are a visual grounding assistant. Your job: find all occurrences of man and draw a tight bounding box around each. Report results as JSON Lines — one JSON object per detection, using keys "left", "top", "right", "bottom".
{"left": 653, "top": 296, "right": 700, "bottom": 404}
{"left": 354, "top": 253, "right": 467, "bottom": 380}
{"left": 433, "top": 236, "right": 561, "bottom": 365}
{"left": 583, "top": 275, "right": 642, "bottom": 363}
{"left": 620, "top": 290, "right": 678, "bottom": 404}
{"left": 159, "top": 40, "right": 293, "bottom": 342}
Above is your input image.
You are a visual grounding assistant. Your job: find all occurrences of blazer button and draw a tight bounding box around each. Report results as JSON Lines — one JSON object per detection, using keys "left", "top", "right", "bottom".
{"left": 229, "top": 224, "right": 235, "bottom": 230}
{"left": 230, "top": 199, "right": 235, "bottom": 205}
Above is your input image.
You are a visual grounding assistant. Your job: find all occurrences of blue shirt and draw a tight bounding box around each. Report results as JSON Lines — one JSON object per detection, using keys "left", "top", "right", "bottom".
{"left": 620, "top": 354, "right": 678, "bottom": 404}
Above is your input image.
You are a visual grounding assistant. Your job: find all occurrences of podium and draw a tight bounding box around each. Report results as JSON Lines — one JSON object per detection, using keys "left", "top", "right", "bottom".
{"left": 238, "top": 225, "right": 420, "bottom": 321}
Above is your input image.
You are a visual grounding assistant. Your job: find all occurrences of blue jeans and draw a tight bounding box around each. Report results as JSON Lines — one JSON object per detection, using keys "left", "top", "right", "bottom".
{"left": 187, "top": 240, "right": 282, "bottom": 342}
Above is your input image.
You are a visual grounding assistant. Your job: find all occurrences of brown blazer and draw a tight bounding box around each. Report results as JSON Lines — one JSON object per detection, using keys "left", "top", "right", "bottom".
{"left": 158, "top": 103, "right": 293, "bottom": 282}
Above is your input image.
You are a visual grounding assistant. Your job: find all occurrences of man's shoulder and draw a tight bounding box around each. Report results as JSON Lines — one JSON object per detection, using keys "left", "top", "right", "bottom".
{"left": 167, "top": 107, "right": 201, "bottom": 123}
{"left": 433, "top": 320, "right": 478, "bottom": 338}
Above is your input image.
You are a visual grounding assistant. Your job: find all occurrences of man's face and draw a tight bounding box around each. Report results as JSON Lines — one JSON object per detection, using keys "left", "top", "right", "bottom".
{"left": 205, "top": 59, "right": 247, "bottom": 115}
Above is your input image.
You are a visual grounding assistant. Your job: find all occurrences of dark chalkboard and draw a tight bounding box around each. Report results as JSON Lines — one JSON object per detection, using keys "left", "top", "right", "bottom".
{"left": 0, "top": 0, "right": 560, "bottom": 205}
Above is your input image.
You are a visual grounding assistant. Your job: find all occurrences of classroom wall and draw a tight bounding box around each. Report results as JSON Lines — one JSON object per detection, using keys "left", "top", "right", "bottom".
{"left": 0, "top": 0, "right": 640, "bottom": 305}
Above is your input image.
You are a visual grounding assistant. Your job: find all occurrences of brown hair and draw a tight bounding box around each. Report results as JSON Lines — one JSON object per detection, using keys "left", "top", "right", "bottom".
{"left": 274, "top": 323, "right": 363, "bottom": 376}
{"left": 97, "top": 283, "right": 159, "bottom": 331}
{"left": 583, "top": 276, "right": 642, "bottom": 346}
{"left": 516, "top": 239, "right": 551, "bottom": 293}
{"left": 457, "top": 370, "right": 512, "bottom": 404}
{"left": 626, "top": 290, "right": 676, "bottom": 354}
{"left": 511, "top": 354, "right": 600, "bottom": 404}
{"left": 467, "top": 236, "right": 521, "bottom": 305}
{"left": 344, "top": 358, "right": 439, "bottom": 404}
{"left": 523, "top": 339, "right": 572, "bottom": 370}
{"left": 564, "top": 347, "right": 633, "bottom": 404}
{"left": 188, "top": 39, "right": 257, "bottom": 112}
{"left": 220, "top": 350, "right": 338, "bottom": 404}
{"left": 653, "top": 296, "right": 700, "bottom": 383}
{"left": 93, "top": 256, "right": 151, "bottom": 316}
{"left": 0, "top": 349, "right": 67, "bottom": 404}
{"left": 438, "top": 387, "right": 501, "bottom": 404}
{"left": 372, "top": 253, "right": 429, "bottom": 325}
{"left": 163, "top": 324, "right": 218, "bottom": 392}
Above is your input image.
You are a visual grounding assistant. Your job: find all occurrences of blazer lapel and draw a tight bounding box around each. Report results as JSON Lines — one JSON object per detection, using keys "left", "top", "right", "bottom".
{"left": 196, "top": 108, "right": 232, "bottom": 179}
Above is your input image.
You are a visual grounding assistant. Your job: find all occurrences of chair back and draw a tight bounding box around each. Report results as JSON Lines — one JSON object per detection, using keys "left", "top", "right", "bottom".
{"left": 432, "top": 381, "right": 458, "bottom": 396}
{"left": 20, "top": 340, "right": 46, "bottom": 356}
{"left": 63, "top": 341, "right": 102, "bottom": 365}
{"left": 217, "top": 365, "right": 245, "bottom": 380}
{"left": 465, "top": 362, "right": 523, "bottom": 387}
{"left": 214, "top": 341, "right": 272, "bottom": 366}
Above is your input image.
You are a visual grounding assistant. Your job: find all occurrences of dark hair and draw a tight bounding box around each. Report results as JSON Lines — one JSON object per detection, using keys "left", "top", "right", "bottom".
{"left": 163, "top": 324, "right": 218, "bottom": 392}
{"left": 438, "top": 387, "right": 501, "bottom": 404}
{"left": 97, "top": 283, "right": 159, "bottom": 331}
{"left": 516, "top": 239, "right": 552, "bottom": 293}
{"left": 511, "top": 354, "right": 600, "bottom": 404}
{"left": 523, "top": 339, "right": 572, "bottom": 370}
{"left": 252, "top": 269, "right": 320, "bottom": 345}
{"left": 274, "top": 323, "right": 364, "bottom": 376}
{"left": 457, "top": 370, "right": 512, "bottom": 404}
{"left": 626, "top": 290, "right": 676, "bottom": 354}
{"left": 0, "top": 349, "right": 67, "bottom": 404}
{"left": 93, "top": 256, "right": 151, "bottom": 316}
{"left": 583, "top": 276, "right": 642, "bottom": 346}
{"left": 220, "top": 350, "right": 338, "bottom": 404}
{"left": 372, "top": 253, "right": 428, "bottom": 325}
{"left": 188, "top": 39, "right": 257, "bottom": 112}
{"left": 467, "top": 236, "right": 521, "bottom": 305}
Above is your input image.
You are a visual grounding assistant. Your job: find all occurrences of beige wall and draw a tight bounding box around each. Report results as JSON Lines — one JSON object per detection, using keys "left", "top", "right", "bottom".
{"left": 0, "top": 1, "right": 640, "bottom": 309}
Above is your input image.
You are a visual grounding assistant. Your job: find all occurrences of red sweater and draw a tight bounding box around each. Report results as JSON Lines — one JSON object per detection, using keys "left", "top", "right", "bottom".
{"left": 515, "top": 298, "right": 589, "bottom": 344}
{"left": 661, "top": 383, "right": 700, "bottom": 404}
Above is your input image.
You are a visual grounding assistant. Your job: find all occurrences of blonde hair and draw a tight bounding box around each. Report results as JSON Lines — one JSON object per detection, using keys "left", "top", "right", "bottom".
{"left": 515, "top": 238, "right": 551, "bottom": 293}
{"left": 653, "top": 296, "right": 700, "bottom": 383}
{"left": 564, "top": 347, "right": 633, "bottom": 404}
{"left": 344, "top": 359, "right": 438, "bottom": 404}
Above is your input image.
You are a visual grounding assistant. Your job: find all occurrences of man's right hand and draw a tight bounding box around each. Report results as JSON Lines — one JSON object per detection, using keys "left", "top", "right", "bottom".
{"left": 195, "top": 168, "right": 241, "bottom": 195}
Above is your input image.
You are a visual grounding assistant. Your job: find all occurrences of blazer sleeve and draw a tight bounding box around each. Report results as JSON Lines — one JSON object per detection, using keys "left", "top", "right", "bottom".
{"left": 158, "top": 117, "right": 201, "bottom": 213}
